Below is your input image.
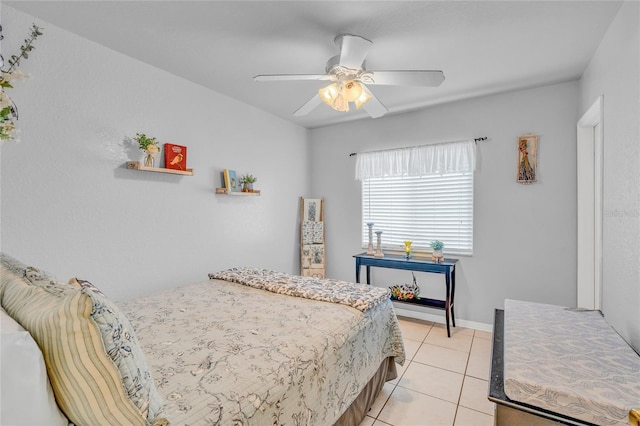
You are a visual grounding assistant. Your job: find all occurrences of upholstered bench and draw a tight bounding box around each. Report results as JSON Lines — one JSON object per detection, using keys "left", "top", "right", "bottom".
{"left": 489, "top": 299, "right": 640, "bottom": 426}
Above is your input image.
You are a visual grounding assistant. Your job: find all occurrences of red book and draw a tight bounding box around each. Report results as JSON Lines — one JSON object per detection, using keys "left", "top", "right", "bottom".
{"left": 164, "top": 143, "right": 187, "bottom": 170}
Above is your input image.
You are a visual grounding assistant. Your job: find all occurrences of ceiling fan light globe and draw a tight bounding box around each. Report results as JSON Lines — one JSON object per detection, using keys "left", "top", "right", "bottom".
{"left": 332, "top": 94, "right": 349, "bottom": 112}
{"left": 319, "top": 83, "right": 340, "bottom": 106}
{"left": 342, "top": 80, "right": 363, "bottom": 102}
{"left": 354, "top": 90, "right": 372, "bottom": 109}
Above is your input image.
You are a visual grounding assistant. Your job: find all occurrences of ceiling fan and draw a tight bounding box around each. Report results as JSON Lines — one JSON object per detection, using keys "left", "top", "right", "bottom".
{"left": 254, "top": 34, "right": 445, "bottom": 118}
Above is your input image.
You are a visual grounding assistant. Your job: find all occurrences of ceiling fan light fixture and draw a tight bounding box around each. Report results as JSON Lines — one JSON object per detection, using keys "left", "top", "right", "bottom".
{"left": 318, "top": 80, "right": 371, "bottom": 112}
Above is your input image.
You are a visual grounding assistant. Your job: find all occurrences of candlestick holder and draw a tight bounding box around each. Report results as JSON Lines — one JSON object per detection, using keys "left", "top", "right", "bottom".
{"left": 366, "top": 222, "right": 375, "bottom": 255}
{"left": 375, "top": 231, "right": 384, "bottom": 258}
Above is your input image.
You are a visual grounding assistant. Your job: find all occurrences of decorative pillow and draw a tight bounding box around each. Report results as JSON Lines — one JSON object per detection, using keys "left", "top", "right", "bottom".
{"left": 1, "top": 307, "right": 68, "bottom": 425}
{"left": 69, "top": 277, "right": 165, "bottom": 422}
{"left": 0, "top": 252, "right": 70, "bottom": 297}
{"left": 0, "top": 269, "right": 167, "bottom": 425}
{"left": 1, "top": 252, "right": 47, "bottom": 278}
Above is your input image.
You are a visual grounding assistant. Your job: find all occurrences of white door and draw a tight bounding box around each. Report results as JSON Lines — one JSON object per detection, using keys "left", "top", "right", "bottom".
{"left": 577, "top": 96, "right": 603, "bottom": 310}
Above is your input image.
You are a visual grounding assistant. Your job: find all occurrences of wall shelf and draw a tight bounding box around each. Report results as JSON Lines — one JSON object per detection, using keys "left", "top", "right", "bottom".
{"left": 215, "top": 188, "right": 261, "bottom": 196}
{"left": 126, "top": 161, "right": 193, "bottom": 176}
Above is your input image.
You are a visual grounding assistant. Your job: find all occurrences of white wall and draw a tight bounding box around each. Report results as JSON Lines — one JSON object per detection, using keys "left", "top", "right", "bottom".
{"left": 579, "top": 1, "right": 639, "bottom": 351}
{"left": 310, "top": 81, "right": 579, "bottom": 326}
{"left": 0, "top": 6, "right": 309, "bottom": 301}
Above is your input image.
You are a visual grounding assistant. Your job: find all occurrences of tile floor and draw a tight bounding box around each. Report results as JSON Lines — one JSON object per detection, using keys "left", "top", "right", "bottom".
{"left": 359, "top": 317, "right": 496, "bottom": 426}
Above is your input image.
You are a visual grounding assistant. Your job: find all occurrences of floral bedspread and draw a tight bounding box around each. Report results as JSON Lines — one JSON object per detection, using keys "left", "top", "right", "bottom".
{"left": 118, "top": 278, "right": 405, "bottom": 425}
{"left": 209, "top": 267, "right": 390, "bottom": 312}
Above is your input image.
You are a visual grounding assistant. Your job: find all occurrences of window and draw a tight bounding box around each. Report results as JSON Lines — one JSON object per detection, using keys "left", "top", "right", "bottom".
{"left": 356, "top": 140, "right": 475, "bottom": 255}
{"left": 361, "top": 172, "right": 473, "bottom": 255}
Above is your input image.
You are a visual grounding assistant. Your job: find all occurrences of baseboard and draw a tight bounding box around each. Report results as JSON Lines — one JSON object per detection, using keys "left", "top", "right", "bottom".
{"left": 393, "top": 306, "right": 493, "bottom": 332}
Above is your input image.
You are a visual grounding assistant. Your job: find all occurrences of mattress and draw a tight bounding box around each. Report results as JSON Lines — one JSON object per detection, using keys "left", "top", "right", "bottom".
{"left": 504, "top": 299, "right": 640, "bottom": 426}
{"left": 118, "top": 278, "right": 405, "bottom": 425}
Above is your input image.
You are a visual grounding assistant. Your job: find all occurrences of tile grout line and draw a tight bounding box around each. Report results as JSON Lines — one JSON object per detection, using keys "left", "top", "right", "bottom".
{"left": 384, "top": 322, "right": 492, "bottom": 426}
{"left": 452, "top": 330, "right": 475, "bottom": 425}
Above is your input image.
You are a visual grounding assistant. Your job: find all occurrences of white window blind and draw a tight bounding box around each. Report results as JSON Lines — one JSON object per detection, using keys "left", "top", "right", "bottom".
{"left": 357, "top": 140, "right": 475, "bottom": 255}
{"left": 362, "top": 173, "right": 473, "bottom": 254}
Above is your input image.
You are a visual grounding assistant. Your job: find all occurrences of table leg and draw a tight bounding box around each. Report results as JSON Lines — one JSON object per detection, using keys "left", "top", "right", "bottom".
{"left": 445, "top": 272, "right": 451, "bottom": 338}
{"left": 366, "top": 266, "right": 371, "bottom": 285}
{"left": 451, "top": 266, "right": 456, "bottom": 328}
{"left": 355, "top": 259, "right": 361, "bottom": 283}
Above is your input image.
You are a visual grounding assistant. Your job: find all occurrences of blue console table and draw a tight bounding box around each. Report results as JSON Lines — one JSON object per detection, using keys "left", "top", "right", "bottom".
{"left": 353, "top": 253, "right": 458, "bottom": 337}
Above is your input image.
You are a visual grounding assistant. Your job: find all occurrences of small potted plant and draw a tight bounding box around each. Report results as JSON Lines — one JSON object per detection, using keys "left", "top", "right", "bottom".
{"left": 240, "top": 174, "right": 257, "bottom": 192}
{"left": 431, "top": 240, "right": 444, "bottom": 262}
{"left": 134, "top": 133, "right": 161, "bottom": 167}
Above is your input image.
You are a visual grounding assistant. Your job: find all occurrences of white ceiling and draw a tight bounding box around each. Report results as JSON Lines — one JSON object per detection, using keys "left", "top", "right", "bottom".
{"left": 7, "top": 1, "right": 622, "bottom": 129}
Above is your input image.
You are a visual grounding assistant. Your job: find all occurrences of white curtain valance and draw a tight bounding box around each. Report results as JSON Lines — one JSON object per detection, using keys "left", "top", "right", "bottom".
{"left": 355, "top": 140, "right": 476, "bottom": 181}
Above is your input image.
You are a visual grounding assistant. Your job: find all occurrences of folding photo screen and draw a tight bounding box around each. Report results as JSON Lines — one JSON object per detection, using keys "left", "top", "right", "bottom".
{"left": 300, "top": 197, "right": 325, "bottom": 278}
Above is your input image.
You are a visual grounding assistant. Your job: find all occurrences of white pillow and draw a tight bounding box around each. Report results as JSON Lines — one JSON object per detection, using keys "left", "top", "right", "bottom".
{"left": 0, "top": 308, "right": 68, "bottom": 425}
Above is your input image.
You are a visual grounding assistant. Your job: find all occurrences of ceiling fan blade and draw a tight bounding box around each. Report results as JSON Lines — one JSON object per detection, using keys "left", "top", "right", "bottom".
{"left": 254, "top": 74, "right": 331, "bottom": 82}
{"left": 293, "top": 94, "right": 323, "bottom": 116}
{"left": 368, "top": 70, "right": 445, "bottom": 87}
{"left": 338, "top": 34, "right": 372, "bottom": 69}
{"left": 361, "top": 86, "right": 388, "bottom": 118}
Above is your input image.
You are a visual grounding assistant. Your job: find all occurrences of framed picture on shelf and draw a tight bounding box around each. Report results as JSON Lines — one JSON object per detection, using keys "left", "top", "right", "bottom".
{"left": 223, "top": 169, "right": 240, "bottom": 192}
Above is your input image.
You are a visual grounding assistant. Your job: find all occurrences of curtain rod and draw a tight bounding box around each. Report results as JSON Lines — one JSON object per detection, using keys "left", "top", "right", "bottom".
{"left": 348, "top": 137, "right": 488, "bottom": 157}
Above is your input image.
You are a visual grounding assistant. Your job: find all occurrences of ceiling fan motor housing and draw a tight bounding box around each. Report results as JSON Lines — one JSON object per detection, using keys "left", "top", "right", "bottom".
{"left": 325, "top": 55, "right": 367, "bottom": 76}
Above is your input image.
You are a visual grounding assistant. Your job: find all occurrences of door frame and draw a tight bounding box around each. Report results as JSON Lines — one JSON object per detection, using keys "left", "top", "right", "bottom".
{"left": 576, "top": 95, "right": 603, "bottom": 309}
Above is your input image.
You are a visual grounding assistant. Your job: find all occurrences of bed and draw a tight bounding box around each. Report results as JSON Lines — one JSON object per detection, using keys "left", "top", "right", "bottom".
{"left": 0, "top": 255, "right": 405, "bottom": 426}
{"left": 489, "top": 299, "right": 640, "bottom": 426}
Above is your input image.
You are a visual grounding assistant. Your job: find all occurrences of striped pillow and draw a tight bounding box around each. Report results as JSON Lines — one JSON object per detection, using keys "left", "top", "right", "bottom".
{"left": 1, "top": 270, "right": 160, "bottom": 425}
{"left": 69, "top": 278, "right": 165, "bottom": 421}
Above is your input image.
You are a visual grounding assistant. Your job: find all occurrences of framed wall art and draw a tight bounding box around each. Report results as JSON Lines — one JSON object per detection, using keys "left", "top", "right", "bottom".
{"left": 517, "top": 134, "right": 538, "bottom": 184}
